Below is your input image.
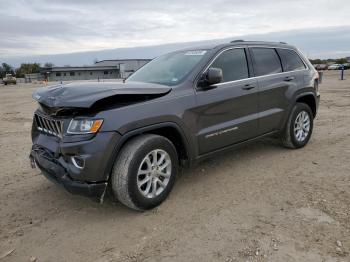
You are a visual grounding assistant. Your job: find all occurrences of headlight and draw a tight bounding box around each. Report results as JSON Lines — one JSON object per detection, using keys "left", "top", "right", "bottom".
{"left": 67, "top": 119, "right": 103, "bottom": 134}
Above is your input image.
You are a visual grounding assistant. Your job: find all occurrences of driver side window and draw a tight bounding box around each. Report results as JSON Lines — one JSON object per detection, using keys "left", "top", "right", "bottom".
{"left": 210, "top": 48, "right": 249, "bottom": 83}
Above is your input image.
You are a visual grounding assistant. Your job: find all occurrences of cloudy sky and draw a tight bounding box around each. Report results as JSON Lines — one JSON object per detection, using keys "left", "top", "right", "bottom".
{"left": 0, "top": 0, "right": 350, "bottom": 59}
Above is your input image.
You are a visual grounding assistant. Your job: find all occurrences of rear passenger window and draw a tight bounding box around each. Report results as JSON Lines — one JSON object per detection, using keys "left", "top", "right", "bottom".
{"left": 277, "top": 49, "right": 306, "bottom": 71}
{"left": 251, "top": 48, "right": 282, "bottom": 76}
{"left": 210, "top": 48, "right": 249, "bottom": 82}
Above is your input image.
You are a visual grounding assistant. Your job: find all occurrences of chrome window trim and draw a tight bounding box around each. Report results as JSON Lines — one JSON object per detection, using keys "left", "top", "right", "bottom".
{"left": 195, "top": 45, "right": 309, "bottom": 89}
{"left": 213, "top": 68, "right": 308, "bottom": 87}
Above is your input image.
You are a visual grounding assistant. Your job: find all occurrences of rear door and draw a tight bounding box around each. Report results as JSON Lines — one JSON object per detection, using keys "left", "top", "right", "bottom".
{"left": 194, "top": 47, "right": 259, "bottom": 155}
{"left": 249, "top": 47, "right": 301, "bottom": 134}
{"left": 276, "top": 47, "right": 307, "bottom": 87}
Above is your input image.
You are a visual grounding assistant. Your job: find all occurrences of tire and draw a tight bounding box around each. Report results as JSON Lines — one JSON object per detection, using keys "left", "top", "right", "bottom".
{"left": 111, "top": 134, "right": 178, "bottom": 211}
{"left": 281, "top": 103, "right": 314, "bottom": 149}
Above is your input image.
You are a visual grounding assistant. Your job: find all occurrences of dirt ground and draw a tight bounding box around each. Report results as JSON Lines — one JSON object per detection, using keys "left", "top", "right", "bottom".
{"left": 0, "top": 71, "right": 349, "bottom": 262}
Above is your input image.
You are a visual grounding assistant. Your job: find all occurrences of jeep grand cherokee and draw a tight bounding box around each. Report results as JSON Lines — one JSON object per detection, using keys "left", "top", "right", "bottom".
{"left": 30, "top": 40, "right": 320, "bottom": 210}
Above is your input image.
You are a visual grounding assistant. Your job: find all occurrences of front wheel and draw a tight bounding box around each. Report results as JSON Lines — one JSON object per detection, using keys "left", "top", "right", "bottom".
{"left": 281, "top": 103, "right": 314, "bottom": 149}
{"left": 111, "top": 134, "right": 178, "bottom": 211}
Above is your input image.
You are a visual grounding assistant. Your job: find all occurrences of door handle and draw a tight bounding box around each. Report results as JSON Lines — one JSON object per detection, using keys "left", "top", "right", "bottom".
{"left": 284, "top": 76, "right": 295, "bottom": 82}
{"left": 242, "top": 84, "right": 255, "bottom": 90}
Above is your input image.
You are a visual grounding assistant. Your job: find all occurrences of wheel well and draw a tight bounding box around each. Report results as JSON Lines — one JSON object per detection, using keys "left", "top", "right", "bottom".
{"left": 144, "top": 127, "right": 189, "bottom": 164}
{"left": 118, "top": 126, "right": 189, "bottom": 166}
{"left": 296, "top": 95, "right": 316, "bottom": 117}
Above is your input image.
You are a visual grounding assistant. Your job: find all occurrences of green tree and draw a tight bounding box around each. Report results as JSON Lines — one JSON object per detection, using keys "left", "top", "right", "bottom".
{"left": 335, "top": 58, "right": 348, "bottom": 64}
{"left": 15, "top": 63, "right": 41, "bottom": 78}
{"left": 309, "top": 58, "right": 350, "bottom": 65}
{"left": 309, "top": 59, "right": 324, "bottom": 64}
{"left": 1, "top": 63, "right": 14, "bottom": 74}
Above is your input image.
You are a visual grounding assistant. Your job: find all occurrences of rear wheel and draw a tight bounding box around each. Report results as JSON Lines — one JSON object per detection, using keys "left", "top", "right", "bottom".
{"left": 111, "top": 134, "right": 178, "bottom": 211}
{"left": 281, "top": 103, "right": 313, "bottom": 149}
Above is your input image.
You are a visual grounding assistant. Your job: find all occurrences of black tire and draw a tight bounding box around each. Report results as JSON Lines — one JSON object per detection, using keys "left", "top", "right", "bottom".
{"left": 111, "top": 134, "right": 178, "bottom": 211}
{"left": 281, "top": 103, "right": 314, "bottom": 149}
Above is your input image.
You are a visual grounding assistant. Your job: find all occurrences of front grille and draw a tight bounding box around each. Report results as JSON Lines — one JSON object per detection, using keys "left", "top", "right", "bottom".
{"left": 34, "top": 114, "right": 64, "bottom": 138}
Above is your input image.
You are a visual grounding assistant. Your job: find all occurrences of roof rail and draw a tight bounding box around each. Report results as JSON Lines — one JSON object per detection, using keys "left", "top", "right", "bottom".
{"left": 230, "top": 40, "right": 288, "bottom": 44}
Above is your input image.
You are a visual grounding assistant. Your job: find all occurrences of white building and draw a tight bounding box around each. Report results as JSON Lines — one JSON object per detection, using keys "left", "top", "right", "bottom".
{"left": 41, "top": 59, "right": 151, "bottom": 82}
{"left": 94, "top": 59, "right": 150, "bottom": 78}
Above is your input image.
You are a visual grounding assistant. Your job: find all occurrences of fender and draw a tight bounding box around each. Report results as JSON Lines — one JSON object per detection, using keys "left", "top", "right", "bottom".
{"left": 102, "top": 121, "right": 195, "bottom": 183}
{"left": 280, "top": 90, "right": 317, "bottom": 130}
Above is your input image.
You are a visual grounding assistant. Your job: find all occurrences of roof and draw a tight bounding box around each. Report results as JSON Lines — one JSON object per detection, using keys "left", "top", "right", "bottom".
{"left": 41, "top": 66, "right": 119, "bottom": 72}
{"left": 94, "top": 59, "right": 152, "bottom": 67}
{"left": 95, "top": 59, "right": 151, "bottom": 63}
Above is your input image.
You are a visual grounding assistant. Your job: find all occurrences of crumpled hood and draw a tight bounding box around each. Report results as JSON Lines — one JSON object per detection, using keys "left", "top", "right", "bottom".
{"left": 33, "top": 81, "right": 172, "bottom": 108}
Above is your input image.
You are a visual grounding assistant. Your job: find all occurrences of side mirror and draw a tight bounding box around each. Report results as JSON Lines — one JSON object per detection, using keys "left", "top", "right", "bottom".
{"left": 199, "top": 67, "right": 223, "bottom": 89}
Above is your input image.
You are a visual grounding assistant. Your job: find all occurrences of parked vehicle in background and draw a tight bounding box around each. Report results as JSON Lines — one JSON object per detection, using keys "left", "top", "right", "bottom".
{"left": 343, "top": 63, "right": 350, "bottom": 70}
{"left": 314, "top": 64, "right": 328, "bottom": 70}
{"left": 30, "top": 40, "right": 320, "bottom": 211}
{"left": 328, "top": 64, "right": 342, "bottom": 70}
{"left": 2, "top": 74, "right": 17, "bottom": 85}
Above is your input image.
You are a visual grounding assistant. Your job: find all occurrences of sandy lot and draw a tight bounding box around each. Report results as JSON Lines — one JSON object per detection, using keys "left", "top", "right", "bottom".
{"left": 0, "top": 71, "right": 349, "bottom": 262}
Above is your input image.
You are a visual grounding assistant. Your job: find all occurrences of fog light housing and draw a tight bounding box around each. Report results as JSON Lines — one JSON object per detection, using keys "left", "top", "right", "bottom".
{"left": 71, "top": 156, "right": 85, "bottom": 169}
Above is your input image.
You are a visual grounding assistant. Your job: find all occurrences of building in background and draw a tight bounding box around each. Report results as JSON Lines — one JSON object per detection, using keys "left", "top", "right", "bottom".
{"left": 94, "top": 59, "right": 150, "bottom": 78}
{"left": 24, "top": 73, "right": 42, "bottom": 83}
{"left": 40, "top": 59, "right": 151, "bottom": 82}
{"left": 42, "top": 65, "right": 120, "bottom": 82}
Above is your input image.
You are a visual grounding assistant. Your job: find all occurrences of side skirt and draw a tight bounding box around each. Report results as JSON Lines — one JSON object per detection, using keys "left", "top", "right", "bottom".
{"left": 194, "top": 130, "right": 279, "bottom": 164}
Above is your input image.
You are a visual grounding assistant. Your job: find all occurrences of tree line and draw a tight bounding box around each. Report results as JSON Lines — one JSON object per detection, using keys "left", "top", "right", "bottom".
{"left": 0, "top": 62, "right": 54, "bottom": 78}
{"left": 309, "top": 57, "right": 349, "bottom": 65}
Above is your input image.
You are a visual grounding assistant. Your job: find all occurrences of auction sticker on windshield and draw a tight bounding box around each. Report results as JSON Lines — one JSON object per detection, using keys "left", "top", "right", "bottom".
{"left": 184, "top": 50, "right": 207, "bottom": 56}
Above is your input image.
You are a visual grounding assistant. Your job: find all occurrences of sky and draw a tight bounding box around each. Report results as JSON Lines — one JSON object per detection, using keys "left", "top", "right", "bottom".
{"left": 0, "top": 0, "right": 350, "bottom": 63}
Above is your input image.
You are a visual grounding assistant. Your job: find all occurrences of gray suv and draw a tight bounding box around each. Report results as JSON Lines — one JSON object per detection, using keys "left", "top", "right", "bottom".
{"left": 30, "top": 41, "right": 320, "bottom": 210}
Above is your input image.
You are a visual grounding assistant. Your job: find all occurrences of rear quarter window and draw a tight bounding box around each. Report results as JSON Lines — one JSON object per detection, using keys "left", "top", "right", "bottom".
{"left": 277, "top": 49, "right": 306, "bottom": 72}
{"left": 251, "top": 48, "right": 282, "bottom": 76}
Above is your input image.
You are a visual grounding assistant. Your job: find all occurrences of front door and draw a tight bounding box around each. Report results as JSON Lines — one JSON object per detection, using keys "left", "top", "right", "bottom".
{"left": 194, "top": 47, "right": 259, "bottom": 155}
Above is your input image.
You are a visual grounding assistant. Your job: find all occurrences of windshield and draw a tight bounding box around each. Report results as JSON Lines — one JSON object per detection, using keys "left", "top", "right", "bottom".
{"left": 127, "top": 50, "right": 208, "bottom": 86}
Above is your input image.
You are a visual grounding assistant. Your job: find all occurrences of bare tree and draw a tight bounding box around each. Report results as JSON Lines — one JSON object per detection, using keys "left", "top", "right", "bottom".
{"left": 44, "top": 62, "right": 54, "bottom": 68}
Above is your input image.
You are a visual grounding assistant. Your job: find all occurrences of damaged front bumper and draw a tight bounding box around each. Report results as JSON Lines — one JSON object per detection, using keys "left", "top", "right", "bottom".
{"left": 30, "top": 149, "right": 107, "bottom": 201}
{"left": 30, "top": 131, "right": 121, "bottom": 202}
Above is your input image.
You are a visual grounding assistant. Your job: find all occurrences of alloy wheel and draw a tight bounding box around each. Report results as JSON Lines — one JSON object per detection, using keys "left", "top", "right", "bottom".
{"left": 137, "top": 149, "right": 172, "bottom": 198}
{"left": 294, "top": 111, "right": 310, "bottom": 142}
